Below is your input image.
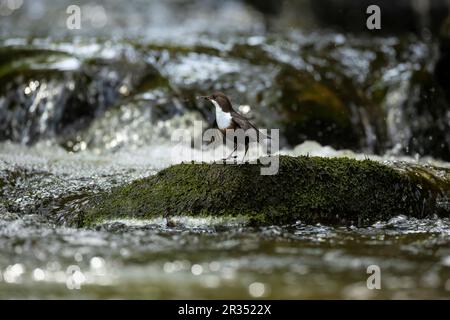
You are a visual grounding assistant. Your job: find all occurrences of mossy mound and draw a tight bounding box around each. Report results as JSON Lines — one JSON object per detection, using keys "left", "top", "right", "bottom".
{"left": 79, "top": 156, "right": 450, "bottom": 227}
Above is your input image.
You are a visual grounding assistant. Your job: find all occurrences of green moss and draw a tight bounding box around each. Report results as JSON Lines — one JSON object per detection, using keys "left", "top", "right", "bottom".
{"left": 274, "top": 66, "right": 357, "bottom": 146}
{"left": 79, "top": 156, "right": 450, "bottom": 227}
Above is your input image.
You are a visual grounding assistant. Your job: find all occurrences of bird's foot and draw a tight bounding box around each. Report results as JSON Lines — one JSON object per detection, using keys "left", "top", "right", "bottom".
{"left": 222, "top": 155, "right": 237, "bottom": 160}
{"left": 222, "top": 155, "right": 238, "bottom": 164}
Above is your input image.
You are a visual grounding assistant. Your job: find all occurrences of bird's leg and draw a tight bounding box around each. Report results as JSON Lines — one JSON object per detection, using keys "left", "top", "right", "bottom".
{"left": 204, "top": 135, "right": 215, "bottom": 149}
{"left": 223, "top": 145, "right": 238, "bottom": 162}
{"left": 241, "top": 141, "right": 249, "bottom": 163}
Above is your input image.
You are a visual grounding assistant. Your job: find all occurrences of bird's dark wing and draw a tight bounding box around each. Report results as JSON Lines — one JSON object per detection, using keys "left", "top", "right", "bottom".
{"left": 230, "top": 111, "right": 255, "bottom": 130}
{"left": 230, "top": 111, "right": 271, "bottom": 140}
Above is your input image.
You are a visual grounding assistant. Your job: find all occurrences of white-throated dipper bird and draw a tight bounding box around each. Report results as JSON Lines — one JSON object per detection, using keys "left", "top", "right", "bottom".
{"left": 198, "top": 92, "right": 270, "bottom": 160}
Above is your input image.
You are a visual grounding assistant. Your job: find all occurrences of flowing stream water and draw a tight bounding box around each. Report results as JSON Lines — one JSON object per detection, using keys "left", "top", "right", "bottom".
{"left": 1, "top": 140, "right": 449, "bottom": 299}
{"left": 1, "top": 0, "right": 450, "bottom": 299}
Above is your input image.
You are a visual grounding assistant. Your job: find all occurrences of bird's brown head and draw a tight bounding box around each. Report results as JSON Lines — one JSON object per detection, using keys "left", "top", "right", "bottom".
{"left": 198, "top": 91, "right": 233, "bottom": 112}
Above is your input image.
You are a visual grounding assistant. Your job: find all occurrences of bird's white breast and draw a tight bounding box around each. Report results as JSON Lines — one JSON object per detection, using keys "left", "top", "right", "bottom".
{"left": 211, "top": 99, "right": 232, "bottom": 129}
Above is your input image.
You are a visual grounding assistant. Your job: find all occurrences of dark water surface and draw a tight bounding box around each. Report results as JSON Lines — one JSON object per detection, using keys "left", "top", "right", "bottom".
{"left": 1, "top": 212, "right": 450, "bottom": 299}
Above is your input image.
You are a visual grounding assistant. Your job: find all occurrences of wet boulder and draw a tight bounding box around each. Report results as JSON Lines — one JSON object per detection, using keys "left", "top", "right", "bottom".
{"left": 1, "top": 34, "right": 450, "bottom": 161}
{"left": 79, "top": 156, "right": 450, "bottom": 227}
{"left": 253, "top": 35, "right": 450, "bottom": 160}
{"left": 0, "top": 44, "right": 164, "bottom": 145}
{"left": 149, "top": 34, "right": 450, "bottom": 160}
{"left": 268, "top": 66, "right": 367, "bottom": 151}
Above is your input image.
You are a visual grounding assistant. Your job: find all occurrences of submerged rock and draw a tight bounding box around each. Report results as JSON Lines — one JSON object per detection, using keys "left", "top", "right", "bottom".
{"left": 79, "top": 156, "right": 450, "bottom": 227}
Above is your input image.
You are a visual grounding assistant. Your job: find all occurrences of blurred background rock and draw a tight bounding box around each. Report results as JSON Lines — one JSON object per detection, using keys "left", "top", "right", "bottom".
{"left": 0, "top": 0, "right": 450, "bottom": 159}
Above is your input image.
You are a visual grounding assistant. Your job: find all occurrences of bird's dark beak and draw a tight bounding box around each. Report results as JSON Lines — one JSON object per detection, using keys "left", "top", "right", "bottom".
{"left": 197, "top": 96, "right": 211, "bottom": 101}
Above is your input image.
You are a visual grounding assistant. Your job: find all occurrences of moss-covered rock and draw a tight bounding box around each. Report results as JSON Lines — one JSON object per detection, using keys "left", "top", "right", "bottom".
{"left": 250, "top": 35, "right": 449, "bottom": 158}
{"left": 271, "top": 67, "right": 362, "bottom": 150}
{"left": 79, "top": 156, "right": 450, "bottom": 227}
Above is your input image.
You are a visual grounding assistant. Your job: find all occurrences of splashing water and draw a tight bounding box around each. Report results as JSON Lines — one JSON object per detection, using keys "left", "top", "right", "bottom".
{"left": 1, "top": 0, "right": 450, "bottom": 299}
{"left": 1, "top": 140, "right": 450, "bottom": 299}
